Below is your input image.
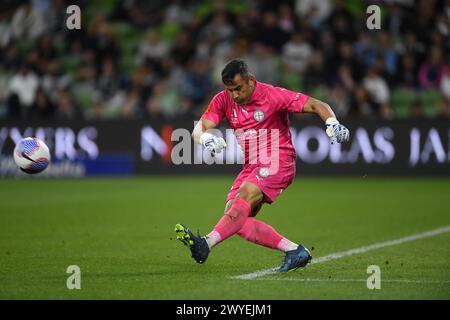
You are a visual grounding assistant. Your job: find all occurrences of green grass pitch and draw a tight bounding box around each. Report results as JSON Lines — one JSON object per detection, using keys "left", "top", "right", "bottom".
{"left": 0, "top": 176, "right": 449, "bottom": 299}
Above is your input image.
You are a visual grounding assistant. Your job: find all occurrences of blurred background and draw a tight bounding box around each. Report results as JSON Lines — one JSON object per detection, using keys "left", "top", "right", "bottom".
{"left": 0, "top": 0, "right": 449, "bottom": 176}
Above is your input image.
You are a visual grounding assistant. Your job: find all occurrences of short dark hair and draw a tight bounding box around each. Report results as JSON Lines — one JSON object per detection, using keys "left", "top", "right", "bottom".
{"left": 221, "top": 59, "right": 249, "bottom": 85}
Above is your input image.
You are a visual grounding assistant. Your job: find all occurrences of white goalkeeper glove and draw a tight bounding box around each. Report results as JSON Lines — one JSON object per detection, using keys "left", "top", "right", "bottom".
{"left": 325, "top": 118, "right": 350, "bottom": 144}
{"left": 199, "top": 132, "right": 227, "bottom": 155}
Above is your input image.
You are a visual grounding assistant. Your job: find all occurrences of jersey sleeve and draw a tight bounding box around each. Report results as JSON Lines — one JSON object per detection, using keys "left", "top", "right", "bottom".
{"left": 201, "top": 92, "right": 226, "bottom": 125}
{"left": 273, "top": 87, "right": 310, "bottom": 113}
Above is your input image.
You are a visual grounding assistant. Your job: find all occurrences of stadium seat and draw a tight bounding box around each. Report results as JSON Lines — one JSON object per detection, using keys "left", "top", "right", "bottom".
{"left": 419, "top": 89, "right": 440, "bottom": 118}
{"left": 391, "top": 88, "right": 416, "bottom": 119}
{"left": 280, "top": 69, "right": 303, "bottom": 92}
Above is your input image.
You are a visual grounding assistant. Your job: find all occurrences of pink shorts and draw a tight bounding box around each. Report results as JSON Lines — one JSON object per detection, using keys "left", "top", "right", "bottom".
{"left": 226, "top": 158, "right": 296, "bottom": 206}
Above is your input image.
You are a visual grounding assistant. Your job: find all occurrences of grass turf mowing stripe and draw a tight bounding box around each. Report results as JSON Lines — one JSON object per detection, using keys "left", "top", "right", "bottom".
{"left": 230, "top": 225, "right": 450, "bottom": 280}
{"left": 255, "top": 278, "right": 450, "bottom": 284}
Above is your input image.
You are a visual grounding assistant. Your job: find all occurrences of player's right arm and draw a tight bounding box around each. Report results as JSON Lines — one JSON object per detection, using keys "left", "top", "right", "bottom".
{"left": 192, "top": 119, "right": 217, "bottom": 144}
{"left": 192, "top": 93, "right": 227, "bottom": 154}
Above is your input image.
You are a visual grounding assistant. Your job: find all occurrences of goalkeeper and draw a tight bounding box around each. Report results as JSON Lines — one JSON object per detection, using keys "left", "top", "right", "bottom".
{"left": 175, "top": 59, "right": 349, "bottom": 272}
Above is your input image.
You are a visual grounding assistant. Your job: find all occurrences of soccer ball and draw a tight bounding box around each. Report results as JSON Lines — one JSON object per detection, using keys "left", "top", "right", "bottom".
{"left": 13, "top": 137, "right": 51, "bottom": 174}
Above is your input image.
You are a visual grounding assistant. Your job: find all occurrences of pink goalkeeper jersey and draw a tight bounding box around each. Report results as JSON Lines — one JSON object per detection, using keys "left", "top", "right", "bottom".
{"left": 201, "top": 81, "right": 310, "bottom": 165}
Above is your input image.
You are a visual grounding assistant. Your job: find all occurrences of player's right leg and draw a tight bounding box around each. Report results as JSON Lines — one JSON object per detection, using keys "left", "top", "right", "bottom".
{"left": 232, "top": 164, "right": 312, "bottom": 272}
{"left": 235, "top": 216, "right": 312, "bottom": 272}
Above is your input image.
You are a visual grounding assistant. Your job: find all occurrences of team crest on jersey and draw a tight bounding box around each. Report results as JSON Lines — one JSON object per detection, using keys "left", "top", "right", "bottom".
{"left": 253, "top": 110, "right": 265, "bottom": 122}
{"left": 258, "top": 167, "right": 270, "bottom": 178}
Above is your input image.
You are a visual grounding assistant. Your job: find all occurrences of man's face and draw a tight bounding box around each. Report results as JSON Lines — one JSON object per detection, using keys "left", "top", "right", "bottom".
{"left": 225, "top": 74, "right": 256, "bottom": 105}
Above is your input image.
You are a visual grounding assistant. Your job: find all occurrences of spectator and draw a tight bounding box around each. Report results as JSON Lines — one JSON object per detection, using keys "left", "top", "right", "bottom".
{"left": 327, "top": 0, "right": 355, "bottom": 43}
{"left": 295, "top": 0, "right": 332, "bottom": 29}
{"left": 435, "top": 96, "right": 450, "bottom": 120}
{"left": 411, "top": 0, "right": 437, "bottom": 45}
{"left": 88, "top": 18, "right": 119, "bottom": 73}
{"left": 363, "top": 68, "right": 390, "bottom": 106}
{"left": 55, "top": 90, "right": 82, "bottom": 119}
{"left": 350, "top": 85, "right": 376, "bottom": 118}
{"left": 247, "top": 43, "right": 279, "bottom": 85}
{"left": 277, "top": 4, "right": 296, "bottom": 34}
{"left": 181, "top": 58, "right": 212, "bottom": 105}
{"left": 334, "top": 63, "right": 355, "bottom": 91}
{"left": 76, "top": 50, "right": 97, "bottom": 82}
{"left": 353, "top": 32, "right": 376, "bottom": 68}
{"left": 303, "top": 49, "right": 327, "bottom": 90}
{"left": 336, "top": 41, "right": 364, "bottom": 82}
{"left": 9, "top": 0, "right": 47, "bottom": 42}
{"left": 111, "top": 0, "right": 166, "bottom": 27}
{"left": 96, "top": 58, "right": 127, "bottom": 118}
{"left": 44, "top": 0, "right": 67, "bottom": 33}
{"left": 164, "top": 0, "right": 194, "bottom": 26}
{"left": 255, "top": 11, "right": 289, "bottom": 53}
{"left": 282, "top": 32, "right": 313, "bottom": 74}
{"left": 409, "top": 100, "right": 425, "bottom": 119}
{"left": 400, "top": 31, "right": 426, "bottom": 64}
{"left": 6, "top": 94, "right": 22, "bottom": 118}
{"left": 145, "top": 81, "right": 180, "bottom": 119}
{"left": 170, "top": 30, "right": 195, "bottom": 66}
{"left": 395, "top": 54, "right": 419, "bottom": 89}
{"left": 137, "top": 28, "right": 170, "bottom": 67}
{"left": 418, "top": 47, "right": 449, "bottom": 89}
{"left": 35, "top": 34, "right": 57, "bottom": 65}
{"left": 385, "top": 3, "right": 406, "bottom": 36}
{"left": 8, "top": 63, "right": 39, "bottom": 113}
{"left": 234, "top": 8, "right": 261, "bottom": 41}
{"left": 159, "top": 56, "right": 186, "bottom": 91}
{"left": 376, "top": 32, "right": 399, "bottom": 76}
{"left": 121, "top": 88, "right": 143, "bottom": 118}
{"left": 318, "top": 29, "right": 337, "bottom": 73}
{"left": 379, "top": 103, "right": 395, "bottom": 121}
{"left": 198, "top": 11, "right": 235, "bottom": 47}
{"left": 1, "top": 44, "right": 21, "bottom": 72}
{"left": 440, "top": 62, "right": 450, "bottom": 101}
{"left": 328, "top": 84, "right": 351, "bottom": 118}
{"left": 96, "top": 58, "right": 123, "bottom": 100}
{"left": 29, "top": 87, "right": 55, "bottom": 118}
{"left": 436, "top": 13, "right": 449, "bottom": 38}
{"left": 41, "top": 59, "right": 71, "bottom": 101}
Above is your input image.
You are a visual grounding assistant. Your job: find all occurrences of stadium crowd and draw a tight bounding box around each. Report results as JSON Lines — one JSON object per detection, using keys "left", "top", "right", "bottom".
{"left": 0, "top": 0, "right": 449, "bottom": 121}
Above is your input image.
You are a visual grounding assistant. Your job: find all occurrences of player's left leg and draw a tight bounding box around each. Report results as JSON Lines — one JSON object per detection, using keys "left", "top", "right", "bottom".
{"left": 174, "top": 223, "right": 210, "bottom": 264}
{"left": 175, "top": 167, "right": 258, "bottom": 264}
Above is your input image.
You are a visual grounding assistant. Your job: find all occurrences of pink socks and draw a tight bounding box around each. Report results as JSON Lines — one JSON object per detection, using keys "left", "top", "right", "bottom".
{"left": 206, "top": 198, "right": 299, "bottom": 252}
{"left": 237, "top": 218, "right": 298, "bottom": 252}
{"left": 211, "top": 198, "right": 251, "bottom": 242}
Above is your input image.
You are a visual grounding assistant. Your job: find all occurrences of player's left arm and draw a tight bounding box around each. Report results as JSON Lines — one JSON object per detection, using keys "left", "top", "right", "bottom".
{"left": 302, "top": 97, "right": 350, "bottom": 144}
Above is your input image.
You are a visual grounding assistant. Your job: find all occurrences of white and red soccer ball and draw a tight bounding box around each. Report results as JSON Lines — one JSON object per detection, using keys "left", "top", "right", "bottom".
{"left": 13, "top": 137, "right": 51, "bottom": 174}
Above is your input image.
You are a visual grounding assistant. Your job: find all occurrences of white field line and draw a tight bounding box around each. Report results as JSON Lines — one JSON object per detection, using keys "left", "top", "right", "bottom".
{"left": 229, "top": 225, "right": 450, "bottom": 280}
{"left": 255, "top": 278, "right": 450, "bottom": 284}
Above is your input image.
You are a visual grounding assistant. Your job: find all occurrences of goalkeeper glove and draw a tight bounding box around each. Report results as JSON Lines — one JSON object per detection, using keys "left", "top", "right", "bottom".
{"left": 199, "top": 132, "right": 227, "bottom": 155}
{"left": 325, "top": 118, "right": 350, "bottom": 144}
